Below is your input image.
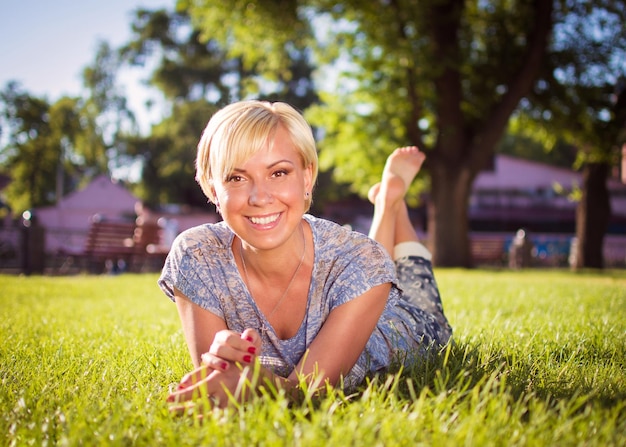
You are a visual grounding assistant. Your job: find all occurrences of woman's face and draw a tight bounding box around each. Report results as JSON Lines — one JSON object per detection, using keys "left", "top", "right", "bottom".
{"left": 213, "top": 126, "right": 313, "bottom": 252}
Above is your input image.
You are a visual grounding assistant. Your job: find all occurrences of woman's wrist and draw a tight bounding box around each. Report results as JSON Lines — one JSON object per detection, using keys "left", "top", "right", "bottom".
{"left": 251, "top": 365, "right": 302, "bottom": 400}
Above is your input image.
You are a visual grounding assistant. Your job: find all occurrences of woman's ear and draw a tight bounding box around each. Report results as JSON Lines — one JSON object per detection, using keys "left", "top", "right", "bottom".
{"left": 210, "top": 187, "right": 221, "bottom": 213}
{"left": 303, "top": 163, "right": 314, "bottom": 194}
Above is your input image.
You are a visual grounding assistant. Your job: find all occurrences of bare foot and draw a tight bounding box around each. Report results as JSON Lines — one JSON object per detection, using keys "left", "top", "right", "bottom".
{"left": 367, "top": 183, "right": 381, "bottom": 204}
{"left": 368, "top": 146, "right": 425, "bottom": 204}
{"left": 383, "top": 146, "right": 425, "bottom": 189}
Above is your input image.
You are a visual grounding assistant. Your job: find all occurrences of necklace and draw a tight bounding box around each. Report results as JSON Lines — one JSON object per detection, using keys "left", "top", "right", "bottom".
{"left": 239, "top": 223, "right": 306, "bottom": 325}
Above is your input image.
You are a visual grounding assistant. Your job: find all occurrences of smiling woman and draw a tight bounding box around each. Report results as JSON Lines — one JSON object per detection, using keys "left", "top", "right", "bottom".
{"left": 158, "top": 100, "right": 453, "bottom": 410}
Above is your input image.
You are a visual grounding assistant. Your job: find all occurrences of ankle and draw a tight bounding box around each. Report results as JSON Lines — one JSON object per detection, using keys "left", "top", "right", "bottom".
{"left": 374, "top": 193, "right": 403, "bottom": 215}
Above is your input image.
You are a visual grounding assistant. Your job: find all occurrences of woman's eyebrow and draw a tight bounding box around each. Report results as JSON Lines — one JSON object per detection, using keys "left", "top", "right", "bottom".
{"left": 232, "top": 159, "right": 295, "bottom": 173}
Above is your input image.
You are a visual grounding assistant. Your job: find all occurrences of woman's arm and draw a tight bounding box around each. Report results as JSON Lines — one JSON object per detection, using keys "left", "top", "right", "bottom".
{"left": 169, "top": 288, "right": 262, "bottom": 406}
{"left": 173, "top": 287, "right": 262, "bottom": 368}
{"left": 289, "top": 282, "right": 391, "bottom": 386}
{"left": 169, "top": 282, "right": 391, "bottom": 406}
{"left": 173, "top": 287, "right": 228, "bottom": 368}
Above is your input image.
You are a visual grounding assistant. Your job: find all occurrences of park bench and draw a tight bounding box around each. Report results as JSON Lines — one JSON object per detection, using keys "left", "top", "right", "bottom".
{"left": 129, "top": 220, "right": 169, "bottom": 271}
{"left": 80, "top": 217, "right": 167, "bottom": 273}
{"left": 82, "top": 218, "right": 137, "bottom": 273}
{"left": 470, "top": 236, "right": 506, "bottom": 267}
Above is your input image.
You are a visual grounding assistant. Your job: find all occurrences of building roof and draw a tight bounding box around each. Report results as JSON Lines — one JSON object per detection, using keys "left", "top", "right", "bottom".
{"left": 474, "top": 154, "right": 626, "bottom": 192}
{"left": 56, "top": 175, "right": 138, "bottom": 213}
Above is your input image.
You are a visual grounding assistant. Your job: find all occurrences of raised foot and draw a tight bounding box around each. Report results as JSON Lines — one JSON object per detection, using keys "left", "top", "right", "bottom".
{"left": 369, "top": 146, "right": 425, "bottom": 204}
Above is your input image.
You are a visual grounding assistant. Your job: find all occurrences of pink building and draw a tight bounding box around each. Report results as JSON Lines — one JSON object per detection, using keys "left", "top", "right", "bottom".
{"left": 470, "top": 155, "right": 626, "bottom": 234}
{"left": 34, "top": 175, "right": 218, "bottom": 257}
{"left": 36, "top": 175, "right": 139, "bottom": 255}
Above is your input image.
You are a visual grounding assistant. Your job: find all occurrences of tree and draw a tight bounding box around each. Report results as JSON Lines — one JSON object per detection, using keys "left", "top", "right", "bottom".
{"left": 117, "top": 7, "right": 320, "bottom": 207}
{"left": 121, "top": 7, "right": 319, "bottom": 107}
{"left": 512, "top": 3, "right": 626, "bottom": 268}
{"left": 81, "top": 41, "right": 135, "bottom": 177}
{"left": 124, "top": 100, "right": 217, "bottom": 207}
{"left": 0, "top": 42, "right": 131, "bottom": 215}
{"left": 118, "top": 8, "right": 251, "bottom": 207}
{"left": 185, "top": 0, "right": 625, "bottom": 266}
{"left": 121, "top": 8, "right": 234, "bottom": 104}
{"left": 571, "top": 79, "right": 626, "bottom": 269}
{"left": 0, "top": 83, "right": 89, "bottom": 213}
{"left": 0, "top": 40, "right": 133, "bottom": 215}
{"left": 0, "top": 83, "right": 56, "bottom": 212}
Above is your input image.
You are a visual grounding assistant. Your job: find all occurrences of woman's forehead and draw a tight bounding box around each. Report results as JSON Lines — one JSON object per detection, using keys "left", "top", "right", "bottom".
{"left": 234, "top": 142, "right": 301, "bottom": 169}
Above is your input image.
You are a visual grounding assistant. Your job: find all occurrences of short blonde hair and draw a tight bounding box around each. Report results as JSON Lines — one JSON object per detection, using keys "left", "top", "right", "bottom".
{"left": 196, "top": 100, "right": 318, "bottom": 211}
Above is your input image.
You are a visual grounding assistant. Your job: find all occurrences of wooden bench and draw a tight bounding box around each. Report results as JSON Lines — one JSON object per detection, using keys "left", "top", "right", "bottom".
{"left": 128, "top": 221, "right": 169, "bottom": 272}
{"left": 82, "top": 219, "right": 138, "bottom": 273}
{"left": 470, "top": 236, "right": 506, "bottom": 266}
{"left": 83, "top": 217, "right": 171, "bottom": 273}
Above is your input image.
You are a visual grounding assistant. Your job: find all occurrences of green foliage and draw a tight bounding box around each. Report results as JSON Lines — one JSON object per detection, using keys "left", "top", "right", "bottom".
{"left": 1, "top": 270, "right": 625, "bottom": 446}
{"left": 121, "top": 8, "right": 234, "bottom": 103}
{"left": 307, "top": 93, "right": 427, "bottom": 203}
{"left": 497, "top": 131, "right": 578, "bottom": 168}
{"left": 0, "top": 85, "right": 56, "bottom": 212}
{"left": 0, "top": 41, "right": 129, "bottom": 214}
{"left": 117, "top": 5, "right": 322, "bottom": 207}
{"left": 299, "top": 0, "right": 556, "bottom": 191}
{"left": 516, "top": 0, "right": 626, "bottom": 163}
{"left": 182, "top": 0, "right": 309, "bottom": 80}
{"left": 0, "top": 83, "right": 99, "bottom": 213}
{"left": 125, "top": 100, "right": 217, "bottom": 207}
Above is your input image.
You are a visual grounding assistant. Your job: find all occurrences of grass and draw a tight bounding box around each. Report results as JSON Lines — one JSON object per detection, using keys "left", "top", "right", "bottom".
{"left": 1, "top": 269, "right": 625, "bottom": 446}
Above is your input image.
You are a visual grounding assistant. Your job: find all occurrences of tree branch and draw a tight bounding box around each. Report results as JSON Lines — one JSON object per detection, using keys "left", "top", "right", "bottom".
{"left": 389, "top": 0, "right": 424, "bottom": 148}
{"left": 470, "top": 0, "right": 554, "bottom": 171}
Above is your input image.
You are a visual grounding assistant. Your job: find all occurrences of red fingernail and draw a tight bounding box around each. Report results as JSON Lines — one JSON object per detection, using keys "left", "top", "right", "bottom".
{"left": 245, "top": 336, "right": 253, "bottom": 342}
{"left": 243, "top": 355, "right": 251, "bottom": 363}
{"left": 247, "top": 346, "right": 256, "bottom": 354}
{"left": 221, "top": 362, "right": 228, "bottom": 369}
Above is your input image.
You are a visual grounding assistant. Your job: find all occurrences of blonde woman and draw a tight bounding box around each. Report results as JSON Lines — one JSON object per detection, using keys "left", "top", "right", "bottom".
{"left": 159, "top": 100, "right": 452, "bottom": 407}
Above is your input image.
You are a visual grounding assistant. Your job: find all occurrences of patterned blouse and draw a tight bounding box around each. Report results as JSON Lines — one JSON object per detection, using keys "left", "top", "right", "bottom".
{"left": 158, "top": 214, "right": 451, "bottom": 389}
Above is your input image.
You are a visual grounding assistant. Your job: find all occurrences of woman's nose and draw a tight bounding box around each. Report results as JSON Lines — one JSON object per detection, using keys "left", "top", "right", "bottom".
{"left": 248, "top": 181, "right": 274, "bottom": 206}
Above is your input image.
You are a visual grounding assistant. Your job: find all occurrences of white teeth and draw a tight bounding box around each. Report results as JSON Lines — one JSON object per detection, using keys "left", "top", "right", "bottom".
{"left": 249, "top": 214, "right": 279, "bottom": 225}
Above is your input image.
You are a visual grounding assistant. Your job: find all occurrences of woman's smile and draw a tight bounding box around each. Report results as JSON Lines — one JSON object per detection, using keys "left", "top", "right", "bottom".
{"left": 247, "top": 212, "right": 281, "bottom": 227}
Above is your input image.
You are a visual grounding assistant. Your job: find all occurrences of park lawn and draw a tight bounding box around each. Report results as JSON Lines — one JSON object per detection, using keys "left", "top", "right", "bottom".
{"left": 1, "top": 269, "right": 625, "bottom": 446}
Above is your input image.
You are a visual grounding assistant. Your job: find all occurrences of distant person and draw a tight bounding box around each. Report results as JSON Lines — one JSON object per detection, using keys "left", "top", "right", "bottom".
{"left": 158, "top": 217, "right": 179, "bottom": 249}
{"left": 509, "top": 228, "right": 534, "bottom": 269}
{"left": 159, "top": 100, "right": 452, "bottom": 409}
{"left": 133, "top": 202, "right": 161, "bottom": 250}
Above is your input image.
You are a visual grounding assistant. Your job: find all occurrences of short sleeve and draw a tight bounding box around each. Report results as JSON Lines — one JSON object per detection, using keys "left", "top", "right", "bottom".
{"left": 326, "top": 237, "right": 398, "bottom": 309}
{"left": 157, "top": 225, "right": 230, "bottom": 319}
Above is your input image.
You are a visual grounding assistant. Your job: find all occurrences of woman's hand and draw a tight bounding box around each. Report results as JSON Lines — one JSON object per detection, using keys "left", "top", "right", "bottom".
{"left": 205, "top": 328, "right": 261, "bottom": 366}
{"left": 167, "top": 328, "right": 262, "bottom": 409}
{"left": 167, "top": 360, "right": 254, "bottom": 409}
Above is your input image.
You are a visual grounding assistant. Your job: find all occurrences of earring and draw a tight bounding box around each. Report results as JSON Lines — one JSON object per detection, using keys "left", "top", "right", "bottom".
{"left": 305, "top": 192, "right": 310, "bottom": 198}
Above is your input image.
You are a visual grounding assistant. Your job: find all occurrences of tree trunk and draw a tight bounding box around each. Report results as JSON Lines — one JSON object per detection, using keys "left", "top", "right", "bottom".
{"left": 574, "top": 162, "right": 611, "bottom": 269}
{"left": 421, "top": 0, "right": 553, "bottom": 268}
{"left": 428, "top": 159, "right": 474, "bottom": 267}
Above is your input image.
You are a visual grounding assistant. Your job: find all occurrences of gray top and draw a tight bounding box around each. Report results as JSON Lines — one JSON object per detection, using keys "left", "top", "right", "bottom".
{"left": 159, "top": 214, "right": 450, "bottom": 388}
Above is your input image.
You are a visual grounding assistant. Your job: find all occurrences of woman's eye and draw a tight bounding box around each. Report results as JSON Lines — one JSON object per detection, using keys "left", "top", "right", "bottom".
{"left": 272, "top": 169, "right": 289, "bottom": 178}
{"left": 227, "top": 174, "right": 243, "bottom": 183}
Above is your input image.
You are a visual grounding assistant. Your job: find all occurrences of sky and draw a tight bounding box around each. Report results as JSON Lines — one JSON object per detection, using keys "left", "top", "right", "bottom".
{"left": 0, "top": 0, "right": 173, "bottom": 129}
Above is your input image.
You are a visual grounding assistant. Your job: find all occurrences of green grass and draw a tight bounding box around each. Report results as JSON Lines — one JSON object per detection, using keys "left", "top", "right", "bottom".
{"left": 1, "top": 270, "right": 625, "bottom": 446}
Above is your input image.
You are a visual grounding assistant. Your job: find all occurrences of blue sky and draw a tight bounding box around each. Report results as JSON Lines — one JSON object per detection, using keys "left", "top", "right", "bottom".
{"left": 0, "top": 0, "right": 172, "bottom": 128}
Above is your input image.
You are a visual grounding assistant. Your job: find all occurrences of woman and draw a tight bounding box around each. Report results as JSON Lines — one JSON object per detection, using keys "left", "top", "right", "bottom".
{"left": 159, "top": 100, "right": 452, "bottom": 408}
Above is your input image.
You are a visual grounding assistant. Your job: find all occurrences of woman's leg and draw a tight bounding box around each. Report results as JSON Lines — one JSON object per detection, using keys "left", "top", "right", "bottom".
{"left": 368, "top": 146, "right": 426, "bottom": 257}
{"left": 369, "top": 147, "right": 451, "bottom": 343}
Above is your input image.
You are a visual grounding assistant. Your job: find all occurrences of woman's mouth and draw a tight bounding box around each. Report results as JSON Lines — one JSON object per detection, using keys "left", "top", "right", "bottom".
{"left": 248, "top": 213, "right": 280, "bottom": 226}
